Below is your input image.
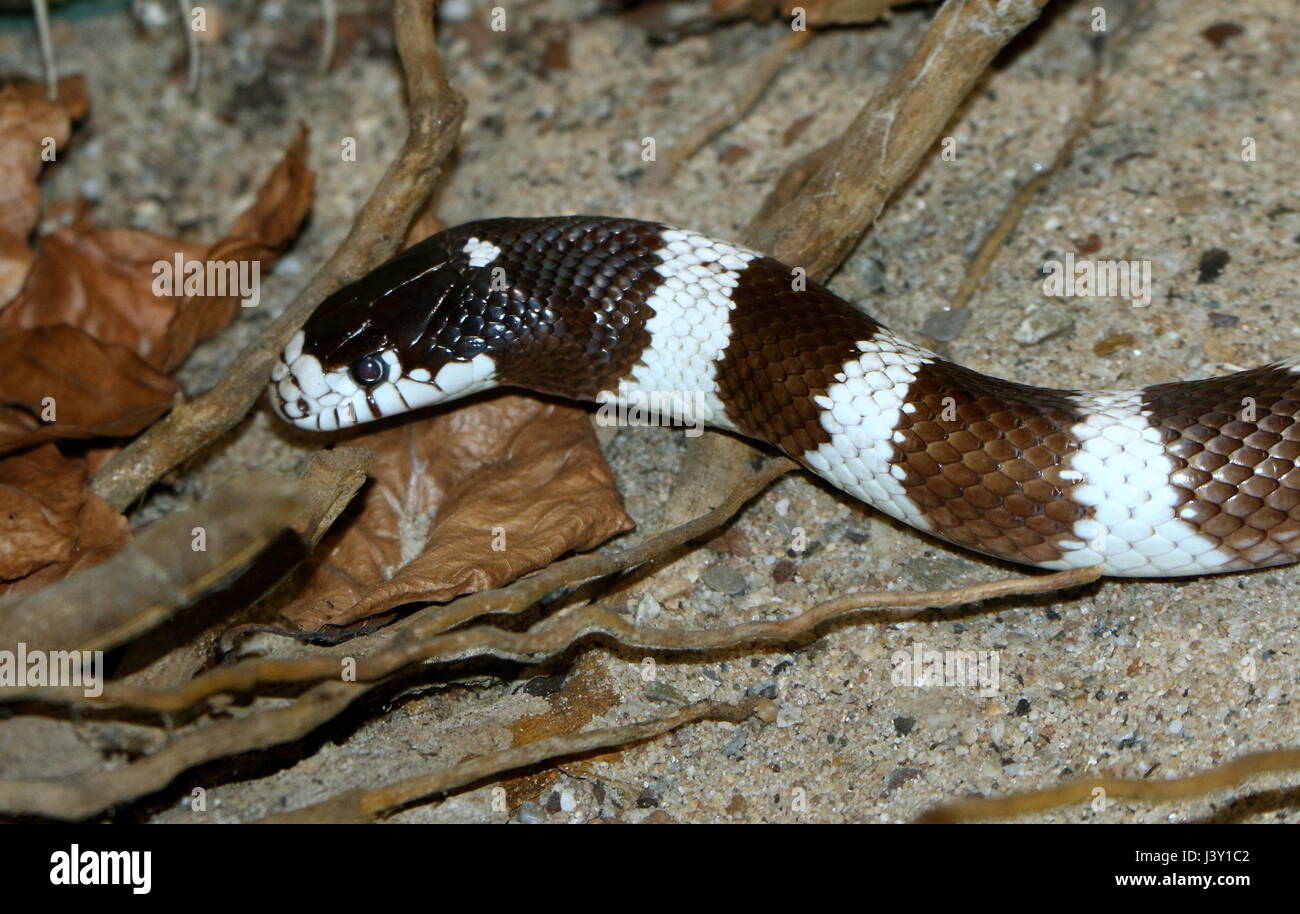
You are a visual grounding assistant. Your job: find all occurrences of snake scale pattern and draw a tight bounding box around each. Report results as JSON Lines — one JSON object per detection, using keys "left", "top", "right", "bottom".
{"left": 269, "top": 216, "right": 1300, "bottom": 578}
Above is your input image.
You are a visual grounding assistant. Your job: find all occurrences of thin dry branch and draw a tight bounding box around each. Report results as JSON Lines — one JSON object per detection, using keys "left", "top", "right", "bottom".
{"left": 0, "top": 474, "right": 302, "bottom": 653}
{"left": 0, "top": 565, "right": 1095, "bottom": 819}
{"left": 916, "top": 747, "right": 1300, "bottom": 823}
{"left": 89, "top": 0, "right": 466, "bottom": 511}
{"left": 0, "top": 680, "right": 371, "bottom": 821}
{"left": 745, "top": 0, "right": 1051, "bottom": 280}
{"left": 16, "top": 457, "right": 797, "bottom": 712}
{"left": 258, "top": 699, "right": 766, "bottom": 823}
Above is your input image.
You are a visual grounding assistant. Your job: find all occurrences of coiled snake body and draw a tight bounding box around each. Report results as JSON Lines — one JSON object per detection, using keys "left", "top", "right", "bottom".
{"left": 270, "top": 216, "right": 1300, "bottom": 578}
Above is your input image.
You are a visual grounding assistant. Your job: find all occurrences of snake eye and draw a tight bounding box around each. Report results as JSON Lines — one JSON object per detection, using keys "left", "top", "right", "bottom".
{"left": 350, "top": 353, "right": 387, "bottom": 387}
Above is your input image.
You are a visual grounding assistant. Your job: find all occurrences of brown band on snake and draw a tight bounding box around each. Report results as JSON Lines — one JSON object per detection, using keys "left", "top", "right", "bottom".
{"left": 891, "top": 361, "right": 1087, "bottom": 566}
{"left": 713, "top": 257, "right": 880, "bottom": 456}
{"left": 1141, "top": 363, "right": 1300, "bottom": 569}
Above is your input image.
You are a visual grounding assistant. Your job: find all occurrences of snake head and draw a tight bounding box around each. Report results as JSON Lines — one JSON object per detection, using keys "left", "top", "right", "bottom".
{"left": 268, "top": 229, "right": 503, "bottom": 432}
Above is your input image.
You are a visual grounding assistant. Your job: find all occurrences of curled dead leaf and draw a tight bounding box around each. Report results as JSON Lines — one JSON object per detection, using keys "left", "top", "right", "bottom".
{"left": 159, "top": 124, "right": 317, "bottom": 372}
{"left": 0, "top": 126, "right": 315, "bottom": 374}
{"left": 0, "top": 216, "right": 209, "bottom": 364}
{"left": 282, "top": 396, "right": 634, "bottom": 629}
{"left": 0, "top": 443, "right": 129, "bottom": 586}
{"left": 0, "top": 325, "right": 177, "bottom": 455}
{"left": 0, "top": 76, "right": 89, "bottom": 306}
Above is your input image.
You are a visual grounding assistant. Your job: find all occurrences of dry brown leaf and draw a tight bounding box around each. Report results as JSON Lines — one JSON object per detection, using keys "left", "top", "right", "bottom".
{"left": 0, "top": 325, "right": 177, "bottom": 455}
{"left": 158, "top": 125, "right": 317, "bottom": 372}
{"left": 283, "top": 396, "right": 633, "bottom": 629}
{"left": 0, "top": 215, "right": 209, "bottom": 364}
{"left": 0, "top": 76, "right": 89, "bottom": 306}
{"left": 0, "top": 443, "right": 129, "bottom": 585}
{"left": 0, "top": 127, "right": 315, "bottom": 374}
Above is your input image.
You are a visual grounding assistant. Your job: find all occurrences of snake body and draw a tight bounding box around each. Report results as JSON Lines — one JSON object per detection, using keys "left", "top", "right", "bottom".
{"left": 270, "top": 216, "right": 1300, "bottom": 578}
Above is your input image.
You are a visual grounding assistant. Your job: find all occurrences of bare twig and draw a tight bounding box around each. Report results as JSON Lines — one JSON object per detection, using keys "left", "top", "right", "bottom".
{"left": 745, "top": 0, "right": 1051, "bottom": 280}
{"left": 258, "top": 699, "right": 765, "bottom": 822}
{"left": 948, "top": 78, "right": 1104, "bottom": 311}
{"left": 0, "top": 680, "right": 371, "bottom": 821}
{"left": 90, "top": 0, "right": 466, "bottom": 511}
{"left": 32, "top": 0, "right": 57, "bottom": 100}
{"left": 0, "top": 474, "right": 302, "bottom": 654}
{"left": 917, "top": 747, "right": 1300, "bottom": 823}
{"left": 18, "top": 457, "right": 797, "bottom": 712}
{"left": 179, "top": 0, "right": 200, "bottom": 95}
{"left": 0, "top": 565, "right": 1096, "bottom": 819}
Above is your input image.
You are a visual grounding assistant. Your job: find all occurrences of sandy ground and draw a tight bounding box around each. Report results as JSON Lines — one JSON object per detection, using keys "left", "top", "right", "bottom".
{"left": 0, "top": 0, "right": 1297, "bottom": 822}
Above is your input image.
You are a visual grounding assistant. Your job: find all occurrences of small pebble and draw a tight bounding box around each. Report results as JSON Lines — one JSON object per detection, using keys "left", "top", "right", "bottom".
{"left": 1197, "top": 248, "right": 1230, "bottom": 283}
{"left": 922, "top": 307, "right": 972, "bottom": 342}
{"left": 643, "top": 681, "right": 687, "bottom": 704}
{"left": 722, "top": 728, "right": 749, "bottom": 757}
{"left": 700, "top": 564, "right": 749, "bottom": 595}
{"left": 884, "top": 767, "right": 924, "bottom": 792}
{"left": 1013, "top": 302, "right": 1075, "bottom": 345}
{"left": 776, "top": 704, "right": 804, "bottom": 728}
{"left": 858, "top": 256, "right": 888, "bottom": 294}
{"left": 514, "top": 801, "right": 547, "bottom": 824}
{"left": 634, "top": 593, "right": 663, "bottom": 625}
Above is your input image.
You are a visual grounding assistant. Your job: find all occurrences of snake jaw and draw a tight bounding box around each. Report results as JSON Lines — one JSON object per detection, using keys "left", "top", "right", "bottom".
{"left": 269, "top": 329, "right": 499, "bottom": 431}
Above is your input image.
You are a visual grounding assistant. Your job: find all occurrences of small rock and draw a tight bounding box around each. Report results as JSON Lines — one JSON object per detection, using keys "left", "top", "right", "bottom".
{"left": 722, "top": 728, "right": 749, "bottom": 757}
{"left": 560, "top": 789, "right": 577, "bottom": 812}
{"left": 709, "top": 526, "right": 752, "bottom": 556}
{"left": 1208, "top": 311, "right": 1238, "bottom": 328}
{"left": 635, "top": 788, "right": 660, "bottom": 809}
{"left": 884, "top": 766, "right": 924, "bottom": 792}
{"left": 859, "top": 256, "right": 888, "bottom": 295}
{"left": 642, "top": 681, "right": 687, "bottom": 704}
{"left": 776, "top": 704, "right": 804, "bottom": 728}
{"left": 922, "top": 307, "right": 972, "bottom": 342}
{"left": 700, "top": 564, "right": 749, "bottom": 595}
{"left": 893, "top": 716, "right": 917, "bottom": 736}
{"left": 634, "top": 593, "right": 663, "bottom": 625}
{"left": 1201, "top": 21, "right": 1243, "bottom": 47}
{"left": 521, "top": 672, "right": 566, "bottom": 697}
{"left": 772, "top": 558, "right": 797, "bottom": 584}
{"left": 1013, "top": 301, "right": 1075, "bottom": 345}
{"left": 1092, "top": 332, "right": 1135, "bottom": 357}
{"left": 1197, "top": 248, "right": 1230, "bottom": 284}
{"left": 514, "top": 801, "right": 547, "bottom": 824}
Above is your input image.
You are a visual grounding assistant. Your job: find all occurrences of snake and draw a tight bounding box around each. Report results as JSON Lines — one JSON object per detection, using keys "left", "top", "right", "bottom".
{"left": 268, "top": 215, "right": 1300, "bottom": 578}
